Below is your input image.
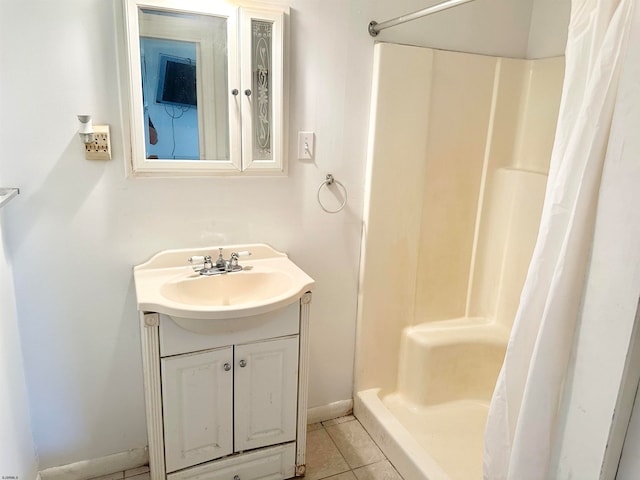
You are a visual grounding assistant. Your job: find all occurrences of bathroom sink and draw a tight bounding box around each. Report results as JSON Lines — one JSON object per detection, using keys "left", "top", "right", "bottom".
{"left": 160, "top": 270, "right": 295, "bottom": 307}
{"left": 134, "top": 244, "right": 314, "bottom": 322}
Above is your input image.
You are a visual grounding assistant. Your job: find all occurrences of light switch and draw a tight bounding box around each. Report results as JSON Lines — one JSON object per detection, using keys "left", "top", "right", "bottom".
{"left": 298, "top": 131, "right": 315, "bottom": 160}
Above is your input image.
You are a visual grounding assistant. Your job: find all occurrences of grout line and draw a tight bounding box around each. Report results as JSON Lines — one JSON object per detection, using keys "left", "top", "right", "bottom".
{"left": 323, "top": 423, "right": 351, "bottom": 466}
{"left": 322, "top": 416, "right": 399, "bottom": 477}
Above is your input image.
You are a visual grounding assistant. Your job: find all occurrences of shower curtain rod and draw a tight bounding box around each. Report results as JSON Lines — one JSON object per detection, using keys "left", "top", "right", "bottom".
{"left": 368, "top": 0, "right": 478, "bottom": 37}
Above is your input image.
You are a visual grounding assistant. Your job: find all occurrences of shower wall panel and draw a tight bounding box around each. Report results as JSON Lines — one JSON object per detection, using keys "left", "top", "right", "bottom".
{"left": 414, "top": 53, "right": 564, "bottom": 325}
{"left": 356, "top": 43, "right": 433, "bottom": 395}
{"left": 413, "top": 51, "right": 497, "bottom": 324}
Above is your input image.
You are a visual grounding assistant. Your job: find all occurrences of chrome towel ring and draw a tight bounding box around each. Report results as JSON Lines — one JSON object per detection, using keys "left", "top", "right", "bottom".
{"left": 317, "top": 174, "right": 347, "bottom": 214}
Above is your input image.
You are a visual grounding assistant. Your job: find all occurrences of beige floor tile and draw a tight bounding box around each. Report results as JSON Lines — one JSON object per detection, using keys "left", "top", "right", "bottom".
{"left": 353, "top": 460, "right": 404, "bottom": 480}
{"left": 324, "top": 472, "right": 358, "bottom": 480}
{"left": 307, "top": 421, "right": 324, "bottom": 432}
{"left": 124, "top": 466, "right": 149, "bottom": 478}
{"left": 322, "top": 415, "right": 356, "bottom": 427}
{"left": 305, "top": 428, "right": 350, "bottom": 480}
{"left": 89, "top": 473, "right": 124, "bottom": 480}
{"left": 326, "top": 420, "right": 385, "bottom": 469}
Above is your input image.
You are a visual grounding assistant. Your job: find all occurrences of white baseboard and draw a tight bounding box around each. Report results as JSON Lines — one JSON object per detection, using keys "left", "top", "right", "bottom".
{"left": 307, "top": 399, "right": 354, "bottom": 424}
{"left": 38, "top": 447, "right": 148, "bottom": 480}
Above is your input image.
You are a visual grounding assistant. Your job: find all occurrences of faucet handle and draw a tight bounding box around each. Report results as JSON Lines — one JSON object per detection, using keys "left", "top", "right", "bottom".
{"left": 228, "top": 251, "right": 251, "bottom": 270}
{"left": 189, "top": 255, "right": 213, "bottom": 272}
{"left": 230, "top": 251, "right": 251, "bottom": 262}
{"left": 189, "top": 255, "right": 205, "bottom": 271}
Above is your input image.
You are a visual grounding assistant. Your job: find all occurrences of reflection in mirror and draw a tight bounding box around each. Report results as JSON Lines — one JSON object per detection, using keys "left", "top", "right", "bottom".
{"left": 141, "top": 39, "right": 199, "bottom": 159}
{"left": 138, "top": 9, "right": 230, "bottom": 161}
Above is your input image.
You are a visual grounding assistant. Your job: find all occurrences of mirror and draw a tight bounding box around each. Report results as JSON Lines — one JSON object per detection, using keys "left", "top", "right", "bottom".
{"left": 139, "top": 10, "right": 230, "bottom": 161}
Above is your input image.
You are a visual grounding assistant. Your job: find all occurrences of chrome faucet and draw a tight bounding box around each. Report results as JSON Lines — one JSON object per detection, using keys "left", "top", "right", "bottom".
{"left": 214, "top": 248, "right": 226, "bottom": 270}
{"left": 189, "top": 248, "right": 251, "bottom": 276}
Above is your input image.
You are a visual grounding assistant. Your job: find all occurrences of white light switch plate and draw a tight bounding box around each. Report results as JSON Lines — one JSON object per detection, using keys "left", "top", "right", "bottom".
{"left": 298, "top": 131, "right": 315, "bottom": 160}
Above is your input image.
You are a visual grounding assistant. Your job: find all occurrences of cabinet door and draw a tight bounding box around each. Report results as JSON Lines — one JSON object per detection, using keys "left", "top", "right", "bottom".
{"left": 234, "top": 336, "right": 299, "bottom": 451}
{"left": 162, "top": 347, "right": 234, "bottom": 472}
{"left": 240, "top": 7, "right": 285, "bottom": 172}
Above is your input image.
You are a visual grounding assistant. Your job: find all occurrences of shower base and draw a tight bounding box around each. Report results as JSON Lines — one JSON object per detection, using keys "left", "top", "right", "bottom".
{"left": 386, "top": 394, "right": 488, "bottom": 479}
{"left": 355, "top": 389, "right": 488, "bottom": 480}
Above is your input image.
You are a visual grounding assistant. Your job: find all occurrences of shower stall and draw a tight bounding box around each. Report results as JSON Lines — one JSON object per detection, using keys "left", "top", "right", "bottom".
{"left": 354, "top": 43, "right": 564, "bottom": 480}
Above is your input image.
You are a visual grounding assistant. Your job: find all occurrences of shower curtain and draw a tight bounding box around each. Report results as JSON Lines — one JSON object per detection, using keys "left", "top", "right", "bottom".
{"left": 483, "top": 0, "right": 635, "bottom": 479}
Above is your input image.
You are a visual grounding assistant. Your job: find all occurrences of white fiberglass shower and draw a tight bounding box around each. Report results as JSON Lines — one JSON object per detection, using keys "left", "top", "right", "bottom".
{"left": 354, "top": 43, "right": 564, "bottom": 480}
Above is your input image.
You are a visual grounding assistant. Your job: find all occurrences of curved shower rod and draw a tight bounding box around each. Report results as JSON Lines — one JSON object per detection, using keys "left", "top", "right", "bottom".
{"left": 368, "top": 0, "right": 478, "bottom": 37}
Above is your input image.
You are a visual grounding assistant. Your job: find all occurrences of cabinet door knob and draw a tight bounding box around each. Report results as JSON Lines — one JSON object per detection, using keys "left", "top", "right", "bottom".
{"left": 223, "top": 363, "right": 231, "bottom": 371}
{"left": 239, "top": 359, "right": 247, "bottom": 368}
{"left": 231, "top": 89, "right": 239, "bottom": 96}
{"left": 244, "top": 89, "right": 252, "bottom": 97}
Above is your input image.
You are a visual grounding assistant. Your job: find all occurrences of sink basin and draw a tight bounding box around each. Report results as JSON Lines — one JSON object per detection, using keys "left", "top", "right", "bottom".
{"left": 134, "top": 243, "right": 315, "bottom": 323}
{"left": 160, "top": 270, "right": 294, "bottom": 307}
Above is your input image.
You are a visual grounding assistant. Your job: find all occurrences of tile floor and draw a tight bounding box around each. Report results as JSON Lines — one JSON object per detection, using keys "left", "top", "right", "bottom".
{"left": 305, "top": 416, "right": 404, "bottom": 480}
{"left": 91, "top": 416, "right": 402, "bottom": 480}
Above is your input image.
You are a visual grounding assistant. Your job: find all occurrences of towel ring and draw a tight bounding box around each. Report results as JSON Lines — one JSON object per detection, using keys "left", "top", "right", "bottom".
{"left": 317, "top": 174, "right": 347, "bottom": 214}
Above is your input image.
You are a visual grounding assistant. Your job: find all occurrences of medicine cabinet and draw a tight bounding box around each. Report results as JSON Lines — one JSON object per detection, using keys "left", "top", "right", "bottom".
{"left": 121, "top": 0, "right": 287, "bottom": 176}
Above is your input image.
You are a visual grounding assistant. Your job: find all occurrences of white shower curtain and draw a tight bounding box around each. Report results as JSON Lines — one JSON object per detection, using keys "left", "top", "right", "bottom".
{"left": 483, "top": 0, "right": 635, "bottom": 479}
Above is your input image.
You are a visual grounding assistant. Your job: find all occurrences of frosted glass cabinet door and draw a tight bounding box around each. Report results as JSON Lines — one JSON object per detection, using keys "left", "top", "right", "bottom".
{"left": 234, "top": 336, "right": 299, "bottom": 451}
{"left": 240, "top": 8, "right": 285, "bottom": 172}
{"left": 161, "top": 347, "right": 234, "bottom": 472}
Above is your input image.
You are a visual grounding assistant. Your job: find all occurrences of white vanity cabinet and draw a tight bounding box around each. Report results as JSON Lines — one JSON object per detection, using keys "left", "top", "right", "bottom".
{"left": 139, "top": 297, "right": 312, "bottom": 480}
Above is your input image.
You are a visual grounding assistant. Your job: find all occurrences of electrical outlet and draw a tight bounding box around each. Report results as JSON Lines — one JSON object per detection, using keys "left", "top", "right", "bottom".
{"left": 85, "top": 125, "right": 112, "bottom": 160}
